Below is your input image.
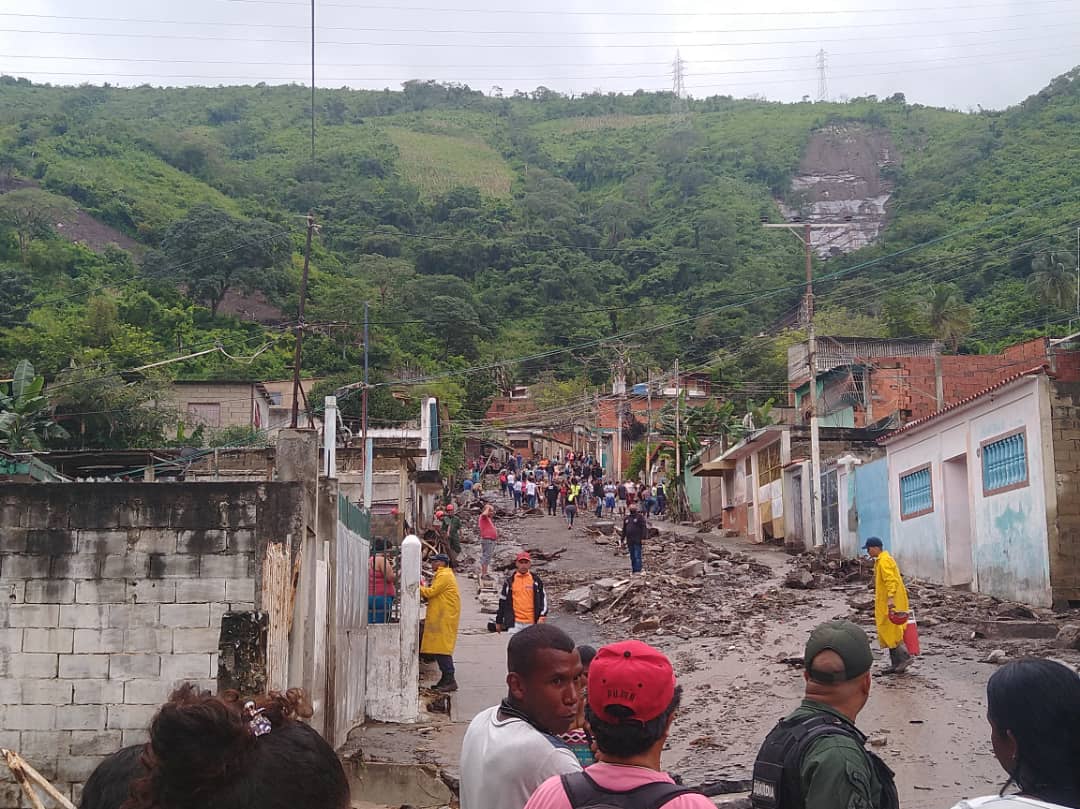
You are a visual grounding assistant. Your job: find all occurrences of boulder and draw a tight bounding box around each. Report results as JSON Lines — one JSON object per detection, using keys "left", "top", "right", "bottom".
{"left": 784, "top": 569, "right": 816, "bottom": 590}
{"left": 677, "top": 560, "right": 706, "bottom": 579}
{"left": 633, "top": 617, "right": 661, "bottom": 633}
{"left": 984, "top": 649, "right": 1009, "bottom": 665}
{"left": 560, "top": 586, "right": 595, "bottom": 613}
{"left": 490, "top": 543, "right": 525, "bottom": 569}
{"left": 1055, "top": 623, "right": 1080, "bottom": 651}
{"left": 592, "top": 521, "right": 616, "bottom": 536}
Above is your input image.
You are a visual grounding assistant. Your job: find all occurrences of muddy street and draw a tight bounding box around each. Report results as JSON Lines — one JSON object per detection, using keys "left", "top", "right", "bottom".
{"left": 352, "top": 497, "right": 1080, "bottom": 809}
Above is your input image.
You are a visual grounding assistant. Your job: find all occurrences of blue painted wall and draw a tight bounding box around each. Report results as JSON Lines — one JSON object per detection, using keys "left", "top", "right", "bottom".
{"left": 854, "top": 458, "right": 891, "bottom": 551}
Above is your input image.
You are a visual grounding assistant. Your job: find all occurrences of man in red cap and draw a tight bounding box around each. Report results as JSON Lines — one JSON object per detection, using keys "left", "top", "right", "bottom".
{"left": 524, "top": 640, "right": 711, "bottom": 809}
{"left": 496, "top": 551, "right": 549, "bottom": 635}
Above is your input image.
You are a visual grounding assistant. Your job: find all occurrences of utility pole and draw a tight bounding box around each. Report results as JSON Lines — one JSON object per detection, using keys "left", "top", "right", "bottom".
{"left": 674, "top": 358, "right": 681, "bottom": 482}
{"left": 763, "top": 220, "right": 847, "bottom": 548}
{"left": 290, "top": 213, "right": 315, "bottom": 428}
{"left": 614, "top": 360, "right": 626, "bottom": 480}
{"left": 671, "top": 50, "right": 689, "bottom": 124}
{"left": 645, "top": 369, "right": 653, "bottom": 486}
{"left": 362, "top": 301, "right": 372, "bottom": 508}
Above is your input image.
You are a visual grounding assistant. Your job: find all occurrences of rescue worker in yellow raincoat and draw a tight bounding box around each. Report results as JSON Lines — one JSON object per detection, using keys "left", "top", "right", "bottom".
{"left": 420, "top": 554, "right": 461, "bottom": 692}
{"left": 863, "top": 537, "right": 912, "bottom": 674}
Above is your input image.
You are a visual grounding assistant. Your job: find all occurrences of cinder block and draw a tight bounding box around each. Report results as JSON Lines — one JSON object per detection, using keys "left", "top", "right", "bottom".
{"left": 106, "top": 704, "right": 157, "bottom": 731}
{"left": 176, "top": 578, "right": 226, "bottom": 603}
{"left": 177, "top": 530, "right": 227, "bottom": 554}
{"left": 0, "top": 783, "right": 25, "bottom": 807}
{"left": 59, "top": 604, "right": 109, "bottom": 629}
{"left": 50, "top": 554, "right": 100, "bottom": 579}
{"left": 25, "top": 579, "right": 76, "bottom": 604}
{"left": 3, "top": 554, "right": 51, "bottom": 579}
{"left": 75, "top": 580, "right": 127, "bottom": 604}
{"left": 57, "top": 754, "right": 107, "bottom": 782}
{"left": 76, "top": 528, "right": 135, "bottom": 554}
{"left": 121, "top": 729, "right": 150, "bottom": 747}
{"left": 108, "top": 604, "right": 159, "bottom": 628}
{"left": 58, "top": 654, "right": 110, "bottom": 679}
{"left": 0, "top": 730, "right": 19, "bottom": 751}
{"left": 23, "top": 628, "right": 74, "bottom": 654}
{"left": 8, "top": 604, "right": 60, "bottom": 628}
{"left": 69, "top": 729, "right": 124, "bottom": 756}
{"left": 0, "top": 628, "right": 23, "bottom": 650}
{"left": 124, "top": 628, "right": 173, "bottom": 654}
{"left": 21, "top": 680, "right": 73, "bottom": 705}
{"left": 0, "top": 527, "right": 27, "bottom": 553}
{"left": 159, "top": 603, "right": 210, "bottom": 628}
{"left": 73, "top": 628, "right": 125, "bottom": 654}
{"left": 123, "top": 679, "right": 169, "bottom": 705}
{"left": 226, "top": 578, "right": 255, "bottom": 603}
{"left": 109, "top": 653, "right": 161, "bottom": 679}
{"left": 172, "top": 627, "right": 220, "bottom": 654}
{"left": 199, "top": 554, "right": 251, "bottom": 578}
{"left": 148, "top": 553, "right": 200, "bottom": 578}
{"left": 25, "top": 529, "right": 77, "bottom": 555}
{"left": 56, "top": 705, "right": 107, "bottom": 731}
{"left": 10, "top": 653, "right": 58, "bottom": 678}
{"left": 228, "top": 529, "right": 257, "bottom": 553}
{"left": 72, "top": 679, "right": 124, "bottom": 705}
{"left": 160, "top": 653, "right": 212, "bottom": 680}
{"left": 17, "top": 730, "right": 67, "bottom": 760}
{"left": 0, "top": 579, "right": 24, "bottom": 604}
{"left": 101, "top": 553, "right": 150, "bottom": 579}
{"left": 0, "top": 679, "right": 20, "bottom": 703}
{"left": 6, "top": 704, "right": 57, "bottom": 730}
{"left": 132, "top": 528, "right": 178, "bottom": 555}
{"left": 127, "top": 580, "right": 176, "bottom": 604}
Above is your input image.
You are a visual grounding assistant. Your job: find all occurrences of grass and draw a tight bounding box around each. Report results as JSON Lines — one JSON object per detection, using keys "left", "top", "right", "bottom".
{"left": 383, "top": 126, "right": 514, "bottom": 199}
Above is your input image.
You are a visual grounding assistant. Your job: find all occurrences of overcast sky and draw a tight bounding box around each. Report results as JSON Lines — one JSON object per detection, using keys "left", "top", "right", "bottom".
{"left": 1, "top": 0, "right": 1078, "bottom": 110}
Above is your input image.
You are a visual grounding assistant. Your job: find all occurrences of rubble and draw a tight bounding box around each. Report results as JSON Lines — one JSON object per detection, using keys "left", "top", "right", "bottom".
{"left": 677, "top": 561, "right": 706, "bottom": 579}
{"left": 974, "top": 619, "right": 1059, "bottom": 640}
{"left": 1055, "top": 623, "right": 1080, "bottom": 650}
{"left": 784, "top": 570, "right": 817, "bottom": 590}
{"left": 984, "top": 649, "right": 1009, "bottom": 664}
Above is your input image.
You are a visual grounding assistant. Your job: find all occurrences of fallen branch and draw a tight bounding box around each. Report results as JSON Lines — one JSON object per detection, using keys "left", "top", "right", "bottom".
{"left": 2, "top": 749, "right": 76, "bottom": 809}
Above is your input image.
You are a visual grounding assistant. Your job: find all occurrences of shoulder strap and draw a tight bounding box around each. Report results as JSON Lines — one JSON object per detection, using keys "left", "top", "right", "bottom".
{"left": 561, "top": 771, "right": 697, "bottom": 809}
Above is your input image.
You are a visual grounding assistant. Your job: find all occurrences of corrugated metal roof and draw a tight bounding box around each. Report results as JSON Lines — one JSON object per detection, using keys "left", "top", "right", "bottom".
{"left": 878, "top": 365, "right": 1048, "bottom": 444}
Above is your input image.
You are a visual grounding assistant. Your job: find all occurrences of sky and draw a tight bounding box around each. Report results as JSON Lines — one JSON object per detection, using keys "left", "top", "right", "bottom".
{"left": 1, "top": 0, "right": 1078, "bottom": 110}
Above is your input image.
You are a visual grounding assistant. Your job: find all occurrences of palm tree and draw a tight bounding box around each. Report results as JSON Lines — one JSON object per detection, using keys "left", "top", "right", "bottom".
{"left": 923, "top": 284, "right": 973, "bottom": 353}
{"left": 1027, "top": 251, "right": 1078, "bottom": 312}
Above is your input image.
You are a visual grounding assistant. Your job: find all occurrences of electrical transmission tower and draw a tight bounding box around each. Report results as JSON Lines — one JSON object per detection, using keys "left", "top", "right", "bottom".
{"left": 671, "top": 50, "right": 689, "bottom": 123}
{"left": 816, "top": 49, "right": 829, "bottom": 102}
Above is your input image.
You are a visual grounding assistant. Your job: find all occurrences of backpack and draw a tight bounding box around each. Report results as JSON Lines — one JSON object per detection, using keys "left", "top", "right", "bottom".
{"left": 751, "top": 714, "right": 897, "bottom": 809}
{"left": 560, "top": 771, "right": 697, "bottom": 809}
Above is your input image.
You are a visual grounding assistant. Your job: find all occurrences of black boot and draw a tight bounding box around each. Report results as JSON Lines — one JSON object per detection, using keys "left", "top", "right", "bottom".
{"left": 431, "top": 672, "right": 451, "bottom": 690}
{"left": 434, "top": 676, "right": 458, "bottom": 692}
{"left": 887, "top": 645, "right": 912, "bottom": 673}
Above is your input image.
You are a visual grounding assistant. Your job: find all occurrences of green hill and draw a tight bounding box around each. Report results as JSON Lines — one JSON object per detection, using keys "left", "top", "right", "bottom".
{"left": 1, "top": 70, "right": 1079, "bottom": 452}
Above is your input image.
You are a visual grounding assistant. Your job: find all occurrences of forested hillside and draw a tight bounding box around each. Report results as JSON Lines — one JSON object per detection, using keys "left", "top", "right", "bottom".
{"left": 1, "top": 68, "right": 1079, "bottom": 452}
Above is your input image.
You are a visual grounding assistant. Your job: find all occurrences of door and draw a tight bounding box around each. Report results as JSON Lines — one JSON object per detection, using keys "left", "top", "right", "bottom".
{"left": 943, "top": 455, "right": 974, "bottom": 588}
{"left": 820, "top": 469, "right": 840, "bottom": 551}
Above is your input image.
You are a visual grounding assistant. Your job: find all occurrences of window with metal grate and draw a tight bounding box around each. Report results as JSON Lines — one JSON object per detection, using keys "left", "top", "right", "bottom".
{"left": 900, "top": 465, "right": 933, "bottom": 518}
{"left": 982, "top": 431, "right": 1028, "bottom": 495}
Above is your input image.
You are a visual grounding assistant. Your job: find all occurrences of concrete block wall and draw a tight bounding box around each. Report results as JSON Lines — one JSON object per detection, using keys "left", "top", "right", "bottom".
{"left": 1049, "top": 381, "right": 1080, "bottom": 605}
{"left": 0, "top": 482, "right": 303, "bottom": 808}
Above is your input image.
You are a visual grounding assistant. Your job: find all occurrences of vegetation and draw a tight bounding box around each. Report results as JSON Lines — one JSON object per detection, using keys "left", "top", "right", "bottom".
{"left": 0, "top": 66, "right": 1079, "bottom": 451}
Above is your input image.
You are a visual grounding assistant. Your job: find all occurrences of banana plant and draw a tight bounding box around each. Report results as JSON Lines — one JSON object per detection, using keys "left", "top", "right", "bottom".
{"left": 0, "top": 360, "right": 69, "bottom": 451}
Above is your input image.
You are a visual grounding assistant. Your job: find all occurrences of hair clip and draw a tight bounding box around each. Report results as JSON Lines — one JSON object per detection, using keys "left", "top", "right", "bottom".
{"left": 244, "top": 701, "right": 273, "bottom": 737}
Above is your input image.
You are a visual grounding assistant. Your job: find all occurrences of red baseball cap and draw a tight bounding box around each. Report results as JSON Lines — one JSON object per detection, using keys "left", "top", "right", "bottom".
{"left": 515, "top": 551, "right": 531, "bottom": 562}
{"left": 588, "top": 640, "right": 676, "bottom": 724}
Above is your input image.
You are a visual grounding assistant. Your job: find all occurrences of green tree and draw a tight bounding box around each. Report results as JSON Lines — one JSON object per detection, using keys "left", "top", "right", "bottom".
{"left": 0, "top": 188, "right": 76, "bottom": 261}
{"left": 0, "top": 267, "right": 34, "bottom": 327}
{"left": 923, "top": 284, "right": 973, "bottom": 353}
{"left": 0, "top": 360, "right": 69, "bottom": 450}
{"left": 1027, "top": 251, "right": 1077, "bottom": 312}
{"left": 143, "top": 204, "right": 292, "bottom": 316}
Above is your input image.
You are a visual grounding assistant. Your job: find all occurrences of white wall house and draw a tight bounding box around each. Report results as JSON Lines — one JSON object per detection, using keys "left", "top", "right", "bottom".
{"left": 882, "top": 371, "right": 1058, "bottom": 606}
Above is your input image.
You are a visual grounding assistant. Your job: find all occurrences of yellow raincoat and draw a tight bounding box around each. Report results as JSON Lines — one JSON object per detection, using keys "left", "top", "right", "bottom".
{"left": 420, "top": 566, "right": 461, "bottom": 656}
{"left": 873, "top": 550, "right": 910, "bottom": 649}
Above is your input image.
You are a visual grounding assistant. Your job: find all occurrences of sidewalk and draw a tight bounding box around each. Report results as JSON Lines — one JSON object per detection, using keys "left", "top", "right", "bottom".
{"left": 444, "top": 573, "right": 509, "bottom": 722}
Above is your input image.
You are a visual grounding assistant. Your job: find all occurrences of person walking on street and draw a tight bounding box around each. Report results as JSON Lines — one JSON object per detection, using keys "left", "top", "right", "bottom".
{"left": 525, "top": 640, "right": 712, "bottom": 809}
{"left": 526, "top": 477, "right": 538, "bottom": 510}
{"left": 478, "top": 502, "right": 498, "bottom": 579}
{"left": 863, "top": 537, "right": 912, "bottom": 674}
{"left": 603, "top": 480, "right": 617, "bottom": 515}
{"left": 564, "top": 480, "right": 580, "bottom": 530}
{"left": 616, "top": 481, "right": 627, "bottom": 516}
{"left": 442, "top": 504, "right": 462, "bottom": 569}
{"left": 506, "top": 470, "right": 516, "bottom": 500}
{"left": 420, "top": 554, "right": 462, "bottom": 692}
{"left": 622, "top": 503, "right": 649, "bottom": 574}
{"left": 751, "top": 620, "right": 898, "bottom": 809}
{"left": 495, "top": 551, "right": 549, "bottom": 635}
{"left": 544, "top": 478, "right": 559, "bottom": 516}
{"left": 655, "top": 481, "right": 666, "bottom": 517}
{"left": 500, "top": 470, "right": 509, "bottom": 498}
{"left": 592, "top": 478, "right": 604, "bottom": 518}
{"left": 950, "top": 657, "right": 1080, "bottom": 809}
{"left": 459, "top": 625, "right": 583, "bottom": 809}
{"left": 513, "top": 477, "right": 524, "bottom": 510}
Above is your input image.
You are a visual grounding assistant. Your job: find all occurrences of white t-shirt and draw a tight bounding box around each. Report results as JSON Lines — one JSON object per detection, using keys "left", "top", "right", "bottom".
{"left": 952, "top": 796, "right": 1072, "bottom": 809}
{"left": 526, "top": 481, "right": 537, "bottom": 496}
{"left": 460, "top": 705, "right": 582, "bottom": 809}
{"left": 507, "top": 474, "right": 516, "bottom": 486}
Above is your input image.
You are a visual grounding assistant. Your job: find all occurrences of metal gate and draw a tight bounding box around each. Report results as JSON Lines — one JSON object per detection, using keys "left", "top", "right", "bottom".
{"left": 820, "top": 469, "right": 840, "bottom": 550}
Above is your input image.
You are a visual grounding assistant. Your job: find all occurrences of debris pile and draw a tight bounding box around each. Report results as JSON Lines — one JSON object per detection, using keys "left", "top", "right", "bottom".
{"left": 784, "top": 553, "right": 872, "bottom": 589}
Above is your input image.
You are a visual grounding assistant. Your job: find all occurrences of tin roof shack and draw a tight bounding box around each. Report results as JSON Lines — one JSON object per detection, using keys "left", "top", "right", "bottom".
{"left": 692, "top": 425, "right": 883, "bottom": 552}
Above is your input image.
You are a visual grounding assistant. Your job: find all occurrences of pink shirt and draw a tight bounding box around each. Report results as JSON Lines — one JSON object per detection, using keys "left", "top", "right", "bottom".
{"left": 523, "top": 763, "right": 714, "bottom": 809}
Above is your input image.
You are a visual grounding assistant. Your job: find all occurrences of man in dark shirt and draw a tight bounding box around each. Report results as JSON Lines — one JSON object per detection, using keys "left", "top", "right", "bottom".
{"left": 621, "top": 504, "right": 648, "bottom": 574}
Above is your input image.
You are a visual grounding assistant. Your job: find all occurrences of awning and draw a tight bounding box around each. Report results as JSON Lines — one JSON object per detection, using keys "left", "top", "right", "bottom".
{"left": 692, "top": 458, "right": 736, "bottom": 477}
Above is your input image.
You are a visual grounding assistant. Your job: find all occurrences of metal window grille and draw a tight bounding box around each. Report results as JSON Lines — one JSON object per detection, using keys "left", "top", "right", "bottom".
{"left": 983, "top": 432, "right": 1027, "bottom": 493}
{"left": 900, "top": 467, "right": 932, "bottom": 516}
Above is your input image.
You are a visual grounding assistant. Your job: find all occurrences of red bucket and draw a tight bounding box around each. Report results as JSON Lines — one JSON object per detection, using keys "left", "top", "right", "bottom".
{"left": 903, "top": 613, "right": 920, "bottom": 656}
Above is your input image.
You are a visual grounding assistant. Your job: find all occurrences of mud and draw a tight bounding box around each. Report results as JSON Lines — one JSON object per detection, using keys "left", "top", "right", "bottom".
{"left": 359, "top": 495, "right": 1080, "bottom": 809}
